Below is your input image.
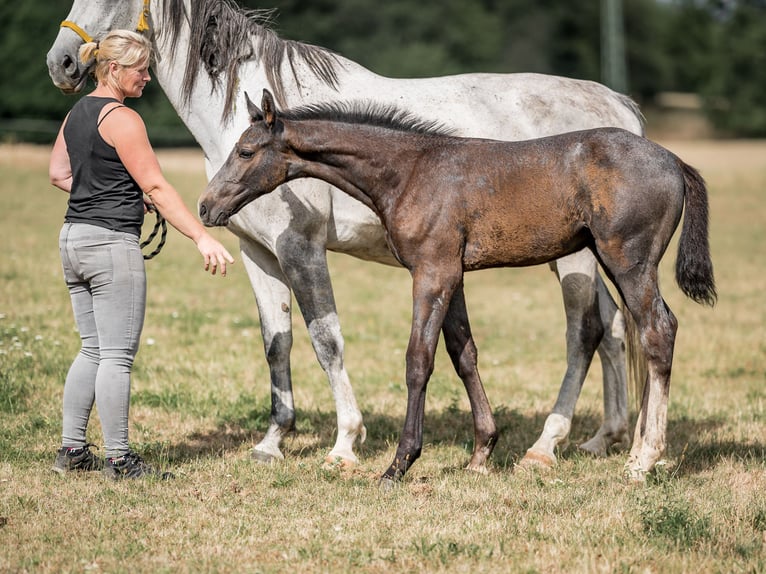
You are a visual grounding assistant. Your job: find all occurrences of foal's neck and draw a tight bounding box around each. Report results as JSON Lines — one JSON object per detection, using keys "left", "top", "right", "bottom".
{"left": 288, "top": 121, "right": 424, "bottom": 216}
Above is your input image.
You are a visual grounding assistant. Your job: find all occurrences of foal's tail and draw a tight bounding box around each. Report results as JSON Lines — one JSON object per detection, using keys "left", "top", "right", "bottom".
{"left": 624, "top": 160, "right": 716, "bottom": 405}
{"left": 676, "top": 161, "right": 717, "bottom": 306}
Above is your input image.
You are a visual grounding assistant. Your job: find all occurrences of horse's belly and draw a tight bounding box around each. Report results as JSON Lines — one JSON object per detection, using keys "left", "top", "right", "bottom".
{"left": 462, "top": 220, "right": 588, "bottom": 270}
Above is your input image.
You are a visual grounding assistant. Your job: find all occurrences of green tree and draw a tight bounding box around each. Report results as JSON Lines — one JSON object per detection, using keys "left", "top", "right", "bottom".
{"left": 661, "top": 0, "right": 716, "bottom": 92}
{"left": 0, "top": 0, "right": 76, "bottom": 141}
{"left": 267, "top": 0, "right": 504, "bottom": 77}
{"left": 0, "top": 0, "right": 192, "bottom": 145}
{"left": 704, "top": 0, "right": 766, "bottom": 136}
{"left": 3, "top": 0, "right": 765, "bottom": 140}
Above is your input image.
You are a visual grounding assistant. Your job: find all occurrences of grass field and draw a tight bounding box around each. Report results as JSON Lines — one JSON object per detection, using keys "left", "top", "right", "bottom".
{"left": 1, "top": 140, "right": 764, "bottom": 573}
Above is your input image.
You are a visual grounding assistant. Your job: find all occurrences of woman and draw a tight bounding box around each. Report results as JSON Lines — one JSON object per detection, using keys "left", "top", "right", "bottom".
{"left": 49, "top": 30, "right": 235, "bottom": 479}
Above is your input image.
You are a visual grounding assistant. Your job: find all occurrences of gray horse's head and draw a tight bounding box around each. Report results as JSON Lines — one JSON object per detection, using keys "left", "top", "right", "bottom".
{"left": 47, "top": 0, "right": 146, "bottom": 93}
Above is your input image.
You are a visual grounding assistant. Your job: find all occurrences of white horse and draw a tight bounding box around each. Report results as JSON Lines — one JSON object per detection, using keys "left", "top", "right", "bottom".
{"left": 47, "top": 0, "right": 640, "bottom": 470}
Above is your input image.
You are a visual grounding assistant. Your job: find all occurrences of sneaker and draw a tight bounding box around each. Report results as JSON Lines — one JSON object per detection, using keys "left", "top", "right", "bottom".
{"left": 51, "top": 444, "right": 103, "bottom": 474}
{"left": 102, "top": 452, "right": 174, "bottom": 481}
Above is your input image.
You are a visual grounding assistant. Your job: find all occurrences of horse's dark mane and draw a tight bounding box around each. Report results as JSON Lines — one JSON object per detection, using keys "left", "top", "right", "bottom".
{"left": 278, "top": 100, "right": 455, "bottom": 137}
{"left": 160, "top": 0, "right": 340, "bottom": 121}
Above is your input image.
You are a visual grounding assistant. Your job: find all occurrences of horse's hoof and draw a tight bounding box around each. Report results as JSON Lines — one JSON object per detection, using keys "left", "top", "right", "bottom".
{"left": 580, "top": 431, "right": 629, "bottom": 457}
{"left": 623, "top": 463, "right": 648, "bottom": 483}
{"left": 251, "top": 449, "right": 281, "bottom": 464}
{"left": 323, "top": 455, "right": 356, "bottom": 470}
{"left": 465, "top": 463, "right": 490, "bottom": 476}
{"left": 578, "top": 437, "right": 608, "bottom": 458}
{"left": 378, "top": 476, "right": 399, "bottom": 491}
{"left": 517, "top": 450, "right": 556, "bottom": 469}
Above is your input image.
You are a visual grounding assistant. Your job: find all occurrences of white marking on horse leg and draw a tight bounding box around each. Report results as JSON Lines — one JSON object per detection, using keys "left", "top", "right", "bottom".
{"left": 626, "top": 365, "right": 669, "bottom": 482}
{"left": 624, "top": 297, "right": 676, "bottom": 481}
{"left": 306, "top": 313, "right": 366, "bottom": 466}
{"left": 524, "top": 250, "right": 598, "bottom": 465}
{"left": 519, "top": 413, "right": 571, "bottom": 468}
{"left": 238, "top": 241, "right": 296, "bottom": 463}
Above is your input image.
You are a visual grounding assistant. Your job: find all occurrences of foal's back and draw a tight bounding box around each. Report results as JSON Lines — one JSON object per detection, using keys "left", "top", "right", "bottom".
{"left": 404, "top": 128, "right": 684, "bottom": 271}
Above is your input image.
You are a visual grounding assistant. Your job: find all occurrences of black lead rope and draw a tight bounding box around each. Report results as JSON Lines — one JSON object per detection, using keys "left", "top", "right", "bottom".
{"left": 141, "top": 209, "right": 168, "bottom": 260}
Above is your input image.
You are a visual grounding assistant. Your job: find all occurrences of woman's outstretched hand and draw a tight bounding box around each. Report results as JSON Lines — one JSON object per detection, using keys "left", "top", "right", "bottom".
{"left": 195, "top": 233, "right": 235, "bottom": 276}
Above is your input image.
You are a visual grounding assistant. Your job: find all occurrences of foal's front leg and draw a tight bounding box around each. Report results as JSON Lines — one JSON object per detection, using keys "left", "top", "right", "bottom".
{"left": 380, "top": 269, "right": 459, "bottom": 487}
{"left": 441, "top": 285, "right": 498, "bottom": 474}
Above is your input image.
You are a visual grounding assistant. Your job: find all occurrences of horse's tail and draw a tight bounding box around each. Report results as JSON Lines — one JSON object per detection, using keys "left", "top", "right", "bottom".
{"left": 676, "top": 161, "right": 717, "bottom": 307}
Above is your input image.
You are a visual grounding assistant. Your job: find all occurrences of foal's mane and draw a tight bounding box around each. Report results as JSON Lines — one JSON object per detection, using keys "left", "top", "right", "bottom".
{"left": 160, "top": 0, "right": 340, "bottom": 121}
{"left": 280, "top": 101, "right": 455, "bottom": 137}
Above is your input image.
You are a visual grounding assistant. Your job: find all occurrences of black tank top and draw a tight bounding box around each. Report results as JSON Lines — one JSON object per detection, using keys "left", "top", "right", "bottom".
{"left": 64, "top": 96, "right": 144, "bottom": 236}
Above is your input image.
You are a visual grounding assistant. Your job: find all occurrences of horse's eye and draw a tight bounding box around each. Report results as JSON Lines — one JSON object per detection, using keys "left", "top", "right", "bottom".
{"left": 238, "top": 148, "right": 254, "bottom": 160}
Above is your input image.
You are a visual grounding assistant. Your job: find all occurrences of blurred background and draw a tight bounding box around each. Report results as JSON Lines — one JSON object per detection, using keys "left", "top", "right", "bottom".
{"left": 1, "top": 0, "right": 764, "bottom": 145}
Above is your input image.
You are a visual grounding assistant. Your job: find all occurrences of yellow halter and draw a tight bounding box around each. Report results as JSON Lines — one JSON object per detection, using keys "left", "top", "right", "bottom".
{"left": 60, "top": 0, "right": 151, "bottom": 43}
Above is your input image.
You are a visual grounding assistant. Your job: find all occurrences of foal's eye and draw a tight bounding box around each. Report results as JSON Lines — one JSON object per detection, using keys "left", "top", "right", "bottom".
{"left": 238, "top": 149, "right": 254, "bottom": 160}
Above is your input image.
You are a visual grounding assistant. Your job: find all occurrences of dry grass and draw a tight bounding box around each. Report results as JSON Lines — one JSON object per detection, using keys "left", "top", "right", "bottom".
{"left": 0, "top": 140, "right": 764, "bottom": 573}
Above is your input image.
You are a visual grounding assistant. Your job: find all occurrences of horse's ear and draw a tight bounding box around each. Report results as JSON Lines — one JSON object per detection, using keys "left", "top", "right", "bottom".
{"left": 261, "top": 89, "right": 277, "bottom": 130}
{"left": 245, "top": 91, "right": 263, "bottom": 123}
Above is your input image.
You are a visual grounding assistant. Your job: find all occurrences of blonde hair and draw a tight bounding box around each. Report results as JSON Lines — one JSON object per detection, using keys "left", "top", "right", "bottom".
{"left": 79, "top": 30, "right": 153, "bottom": 89}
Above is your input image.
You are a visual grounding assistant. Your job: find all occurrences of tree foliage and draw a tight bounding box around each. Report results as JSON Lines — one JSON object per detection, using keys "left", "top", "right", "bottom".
{"left": 2, "top": 0, "right": 764, "bottom": 142}
{"left": 703, "top": 0, "right": 766, "bottom": 136}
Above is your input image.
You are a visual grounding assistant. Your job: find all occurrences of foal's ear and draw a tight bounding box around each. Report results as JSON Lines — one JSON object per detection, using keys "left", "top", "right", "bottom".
{"left": 261, "top": 89, "right": 277, "bottom": 130}
{"left": 244, "top": 91, "right": 263, "bottom": 123}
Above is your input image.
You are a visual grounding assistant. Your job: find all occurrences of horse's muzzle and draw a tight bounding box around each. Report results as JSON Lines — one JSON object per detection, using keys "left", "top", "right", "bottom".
{"left": 198, "top": 202, "right": 229, "bottom": 227}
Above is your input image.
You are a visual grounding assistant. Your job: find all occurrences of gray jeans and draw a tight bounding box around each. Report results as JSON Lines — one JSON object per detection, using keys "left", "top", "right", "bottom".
{"left": 59, "top": 222, "right": 146, "bottom": 458}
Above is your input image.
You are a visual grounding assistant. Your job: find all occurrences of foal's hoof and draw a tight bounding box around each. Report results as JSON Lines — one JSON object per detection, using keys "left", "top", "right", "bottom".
{"left": 465, "top": 462, "right": 490, "bottom": 476}
{"left": 378, "top": 476, "right": 400, "bottom": 491}
{"left": 517, "top": 449, "right": 556, "bottom": 470}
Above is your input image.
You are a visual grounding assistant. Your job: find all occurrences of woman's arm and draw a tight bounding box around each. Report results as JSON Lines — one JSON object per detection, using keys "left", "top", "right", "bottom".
{"left": 49, "top": 117, "right": 72, "bottom": 193}
{"left": 101, "top": 106, "right": 234, "bottom": 275}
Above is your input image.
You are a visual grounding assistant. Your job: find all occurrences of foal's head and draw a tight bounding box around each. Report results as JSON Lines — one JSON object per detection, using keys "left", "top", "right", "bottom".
{"left": 199, "top": 89, "right": 288, "bottom": 226}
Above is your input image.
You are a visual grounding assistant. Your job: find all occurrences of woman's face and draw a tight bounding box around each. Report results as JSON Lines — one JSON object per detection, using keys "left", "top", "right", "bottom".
{"left": 114, "top": 61, "right": 151, "bottom": 98}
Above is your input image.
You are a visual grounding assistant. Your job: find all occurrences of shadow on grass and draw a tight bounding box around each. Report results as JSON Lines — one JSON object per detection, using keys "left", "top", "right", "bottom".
{"left": 661, "top": 415, "right": 766, "bottom": 477}
{"left": 166, "top": 403, "right": 765, "bottom": 477}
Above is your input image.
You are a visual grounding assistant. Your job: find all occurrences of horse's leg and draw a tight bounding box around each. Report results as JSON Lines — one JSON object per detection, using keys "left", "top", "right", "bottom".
{"left": 624, "top": 295, "right": 677, "bottom": 481}
{"left": 380, "top": 267, "right": 459, "bottom": 487}
{"left": 603, "top": 263, "right": 677, "bottom": 482}
{"left": 238, "top": 238, "right": 296, "bottom": 463}
{"left": 277, "top": 230, "right": 366, "bottom": 467}
{"left": 441, "top": 285, "right": 498, "bottom": 475}
{"left": 520, "top": 249, "right": 628, "bottom": 467}
{"left": 235, "top": 182, "right": 366, "bottom": 467}
{"left": 579, "top": 275, "right": 629, "bottom": 455}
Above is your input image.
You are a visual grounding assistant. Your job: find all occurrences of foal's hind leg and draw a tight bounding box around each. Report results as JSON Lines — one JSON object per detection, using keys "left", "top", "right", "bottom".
{"left": 441, "top": 286, "right": 498, "bottom": 475}
{"left": 612, "top": 271, "right": 678, "bottom": 481}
